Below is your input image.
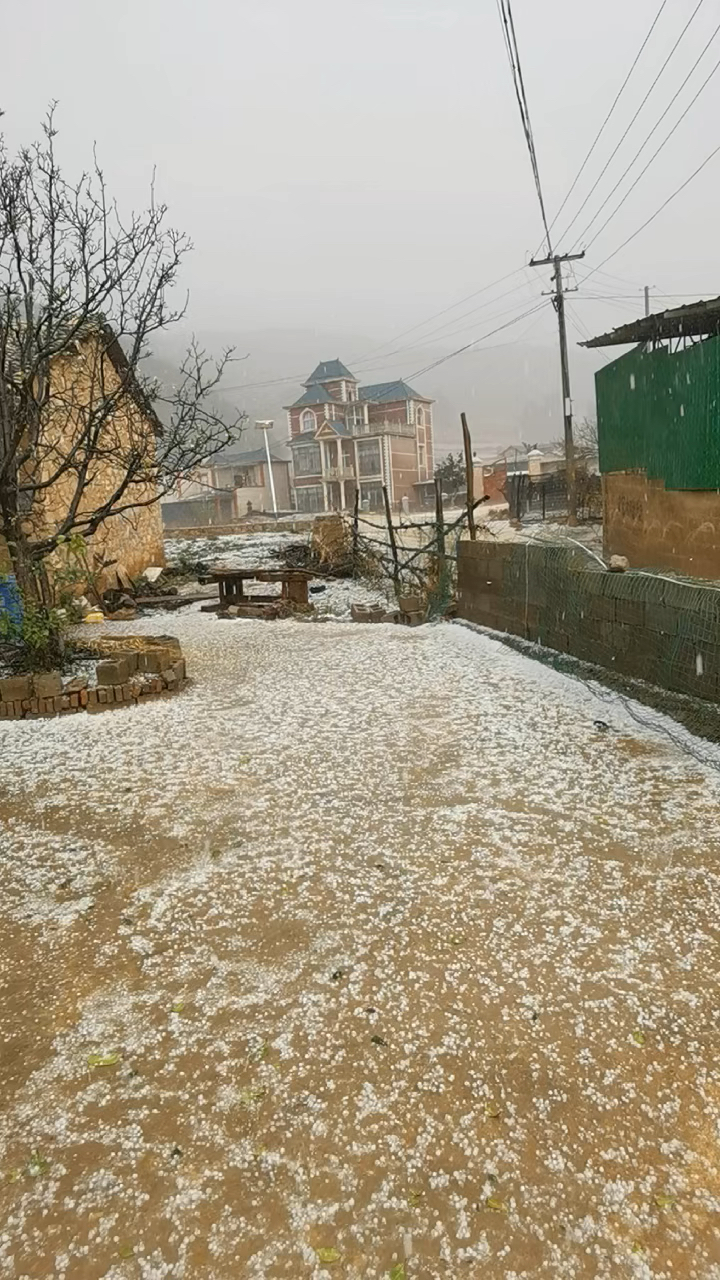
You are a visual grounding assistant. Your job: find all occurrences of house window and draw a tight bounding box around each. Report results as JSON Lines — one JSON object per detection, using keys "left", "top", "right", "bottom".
{"left": 360, "top": 482, "right": 384, "bottom": 510}
{"left": 234, "top": 467, "right": 260, "bottom": 488}
{"left": 294, "top": 444, "right": 322, "bottom": 476}
{"left": 356, "top": 438, "right": 382, "bottom": 478}
{"left": 417, "top": 406, "right": 424, "bottom": 427}
{"left": 296, "top": 484, "right": 324, "bottom": 513}
{"left": 301, "top": 410, "right": 316, "bottom": 434}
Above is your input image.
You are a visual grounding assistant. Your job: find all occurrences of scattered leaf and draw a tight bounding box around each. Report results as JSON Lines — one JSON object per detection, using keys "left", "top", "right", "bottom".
{"left": 389, "top": 1265, "right": 406, "bottom": 1280}
{"left": 238, "top": 1086, "right": 267, "bottom": 1107}
{"left": 654, "top": 1194, "right": 675, "bottom": 1209}
{"left": 248, "top": 1041, "right": 269, "bottom": 1063}
{"left": 239, "top": 754, "right": 251, "bottom": 765}
{"left": 631, "top": 1242, "right": 645, "bottom": 1255}
{"left": 408, "top": 1188, "right": 424, "bottom": 1206}
{"left": 210, "top": 849, "right": 222, "bottom": 861}
{"left": 331, "top": 969, "right": 346, "bottom": 982}
{"left": 371, "top": 1034, "right": 388, "bottom": 1047}
{"left": 632, "top": 1030, "right": 646, "bottom": 1046}
{"left": 26, "top": 1149, "right": 50, "bottom": 1177}
{"left": 485, "top": 1102, "right": 501, "bottom": 1118}
{"left": 485, "top": 1195, "right": 508, "bottom": 1212}
{"left": 448, "top": 934, "right": 465, "bottom": 946}
{"left": 7, "top": 1169, "right": 21, "bottom": 1183}
{"left": 316, "top": 1247, "right": 341, "bottom": 1263}
{"left": 171, "top": 1000, "right": 185, "bottom": 1014}
{"left": 118, "top": 1243, "right": 135, "bottom": 1259}
{"left": 87, "top": 1052, "right": 120, "bottom": 1068}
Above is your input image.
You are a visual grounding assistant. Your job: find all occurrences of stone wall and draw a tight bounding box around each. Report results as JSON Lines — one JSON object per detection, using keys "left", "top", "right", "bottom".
{"left": 12, "top": 331, "right": 165, "bottom": 590}
{"left": 457, "top": 539, "right": 720, "bottom": 704}
{"left": 604, "top": 470, "right": 720, "bottom": 581}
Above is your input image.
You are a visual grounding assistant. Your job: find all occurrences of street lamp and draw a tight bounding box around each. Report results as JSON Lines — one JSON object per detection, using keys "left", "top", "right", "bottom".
{"left": 255, "top": 420, "right": 278, "bottom": 516}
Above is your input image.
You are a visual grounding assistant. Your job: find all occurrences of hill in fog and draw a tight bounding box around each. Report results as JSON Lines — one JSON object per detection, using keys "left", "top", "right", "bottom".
{"left": 148, "top": 327, "right": 606, "bottom": 464}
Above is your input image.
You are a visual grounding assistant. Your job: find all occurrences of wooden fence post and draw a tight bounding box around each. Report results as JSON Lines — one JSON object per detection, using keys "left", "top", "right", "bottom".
{"left": 461, "top": 412, "right": 476, "bottom": 541}
{"left": 382, "top": 484, "right": 401, "bottom": 599}
{"left": 352, "top": 488, "right": 359, "bottom": 572}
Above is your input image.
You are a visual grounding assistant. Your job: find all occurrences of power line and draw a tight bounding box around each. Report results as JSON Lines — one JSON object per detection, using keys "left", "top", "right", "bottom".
{"left": 219, "top": 268, "right": 531, "bottom": 394}
{"left": 538, "top": 0, "right": 669, "bottom": 257}
{"left": 556, "top": 0, "right": 707, "bottom": 248}
{"left": 350, "top": 278, "right": 542, "bottom": 365}
{"left": 580, "top": 142, "right": 720, "bottom": 283}
{"left": 580, "top": 48, "right": 720, "bottom": 253}
{"left": 496, "top": 0, "right": 553, "bottom": 253}
{"left": 349, "top": 266, "right": 525, "bottom": 364}
{"left": 404, "top": 300, "right": 550, "bottom": 381}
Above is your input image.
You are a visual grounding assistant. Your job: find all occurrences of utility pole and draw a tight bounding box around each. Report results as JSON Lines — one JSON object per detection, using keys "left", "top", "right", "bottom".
{"left": 644, "top": 285, "right": 651, "bottom": 317}
{"left": 529, "top": 250, "right": 585, "bottom": 526}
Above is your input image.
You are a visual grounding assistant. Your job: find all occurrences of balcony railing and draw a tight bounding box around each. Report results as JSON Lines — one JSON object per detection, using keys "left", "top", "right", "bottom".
{"left": 348, "top": 420, "right": 417, "bottom": 439}
{"left": 324, "top": 465, "right": 356, "bottom": 481}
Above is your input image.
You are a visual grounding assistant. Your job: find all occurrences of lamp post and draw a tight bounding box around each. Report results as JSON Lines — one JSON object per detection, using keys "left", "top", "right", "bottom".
{"left": 255, "top": 420, "right": 278, "bottom": 516}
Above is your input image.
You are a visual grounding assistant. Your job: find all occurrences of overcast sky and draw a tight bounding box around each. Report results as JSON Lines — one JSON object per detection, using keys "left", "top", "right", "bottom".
{"left": 3, "top": 0, "right": 720, "bottom": 404}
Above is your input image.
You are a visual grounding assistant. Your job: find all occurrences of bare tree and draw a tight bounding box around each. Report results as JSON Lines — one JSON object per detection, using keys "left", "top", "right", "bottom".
{"left": 551, "top": 417, "right": 598, "bottom": 468}
{"left": 0, "top": 109, "right": 244, "bottom": 599}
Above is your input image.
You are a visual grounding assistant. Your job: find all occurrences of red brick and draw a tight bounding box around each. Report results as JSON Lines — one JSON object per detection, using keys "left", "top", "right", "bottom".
{"left": 69, "top": 693, "right": 80, "bottom": 708}
{"left": 79, "top": 690, "right": 89, "bottom": 707}
{"left": 96, "top": 687, "right": 108, "bottom": 704}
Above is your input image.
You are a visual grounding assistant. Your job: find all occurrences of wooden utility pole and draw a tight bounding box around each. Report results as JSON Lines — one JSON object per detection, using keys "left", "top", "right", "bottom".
{"left": 460, "top": 412, "right": 477, "bottom": 541}
{"left": 529, "top": 250, "right": 585, "bottom": 527}
{"left": 644, "top": 285, "right": 651, "bottom": 317}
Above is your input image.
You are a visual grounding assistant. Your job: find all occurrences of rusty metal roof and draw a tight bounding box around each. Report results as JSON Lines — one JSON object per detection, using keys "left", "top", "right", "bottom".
{"left": 581, "top": 296, "right": 720, "bottom": 347}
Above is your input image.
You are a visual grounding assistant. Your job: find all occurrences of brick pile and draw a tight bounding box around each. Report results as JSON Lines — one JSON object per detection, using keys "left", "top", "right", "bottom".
{"left": 351, "top": 595, "right": 425, "bottom": 626}
{"left": 0, "top": 643, "right": 188, "bottom": 721}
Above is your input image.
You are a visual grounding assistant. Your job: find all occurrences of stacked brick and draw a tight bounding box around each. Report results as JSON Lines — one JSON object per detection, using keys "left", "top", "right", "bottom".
{"left": 0, "top": 644, "right": 187, "bottom": 720}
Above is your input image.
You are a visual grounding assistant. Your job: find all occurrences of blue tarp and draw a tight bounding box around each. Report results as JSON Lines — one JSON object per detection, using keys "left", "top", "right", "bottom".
{"left": 0, "top": 575, "right": 23, "bottom": 631}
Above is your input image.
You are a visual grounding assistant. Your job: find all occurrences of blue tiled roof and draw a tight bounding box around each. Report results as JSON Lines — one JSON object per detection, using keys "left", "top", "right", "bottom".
{"left": 359, "top": 380, "right": 426, "bottom": 403}
{"left": 290, "top": 385, "right": 336, "bottom": 407}
{"left": 305, "top": 359, "right": 356, "bottom": 385}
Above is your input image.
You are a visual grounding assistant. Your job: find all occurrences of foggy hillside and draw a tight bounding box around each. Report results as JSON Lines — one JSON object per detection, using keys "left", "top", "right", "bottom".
{"left": 149, "top": 328, "right": 606, "bottom": 464}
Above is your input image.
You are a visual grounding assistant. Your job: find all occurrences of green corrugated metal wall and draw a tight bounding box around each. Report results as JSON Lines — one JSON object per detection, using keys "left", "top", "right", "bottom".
{"left": 596, "top": 334, "right": 720, "bottom": 488}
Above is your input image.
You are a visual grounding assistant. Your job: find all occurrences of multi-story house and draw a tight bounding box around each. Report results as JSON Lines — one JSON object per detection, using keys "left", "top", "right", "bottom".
{"left": 285, "top": 360, "right": 434, "bottom": 513}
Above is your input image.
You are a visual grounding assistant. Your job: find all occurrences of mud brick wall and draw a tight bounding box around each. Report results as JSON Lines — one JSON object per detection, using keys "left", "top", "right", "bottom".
{"left": 457, "top": 540, "right": 720, "bottom": 704}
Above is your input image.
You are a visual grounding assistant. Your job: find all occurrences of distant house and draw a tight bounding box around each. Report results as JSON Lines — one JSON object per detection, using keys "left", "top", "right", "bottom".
{"left": 285, "top": 359, "right": 434, "bottom": 512}
{"left": 164, "top": 447, "right": 291, "bottom": 527}
{"left": 583, "top": 297, "right": 720, "bottom": 578}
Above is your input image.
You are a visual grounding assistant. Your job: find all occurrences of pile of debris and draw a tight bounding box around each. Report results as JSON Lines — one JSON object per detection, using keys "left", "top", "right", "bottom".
{"left": 351, "top": 594, "right": 425, "bottom": 626}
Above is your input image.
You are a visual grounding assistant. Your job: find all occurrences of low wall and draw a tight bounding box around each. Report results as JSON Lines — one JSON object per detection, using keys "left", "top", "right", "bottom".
{"left": 457, "top": 539, "right": 720, "bottom": 704}
{"left": 604, "top": 470, "right": 720, "bottom": 580}
{"left": 164, "top": 519, "right": 314, "bottom": 539}
{"left": 0, "top": 636, "right": 188, "bottom": 721}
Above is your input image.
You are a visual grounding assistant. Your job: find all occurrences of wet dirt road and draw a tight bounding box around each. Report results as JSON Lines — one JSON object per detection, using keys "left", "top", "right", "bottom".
{"left": 1, "top": 615, "right": 720, "bottom": 1279}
